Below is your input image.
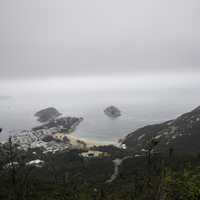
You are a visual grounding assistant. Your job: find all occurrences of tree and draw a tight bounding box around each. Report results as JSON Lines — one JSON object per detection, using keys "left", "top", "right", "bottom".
{"left": 145, "top": 137, "right": 159, "bottom": 165}
{"left": 0, "top": 137, "right": 34, "bottom": 200}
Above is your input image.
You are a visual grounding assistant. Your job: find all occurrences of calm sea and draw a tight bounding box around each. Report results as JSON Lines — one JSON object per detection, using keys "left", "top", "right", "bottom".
{"left": 0, "top": 89, "right": 199, "bottom": 143}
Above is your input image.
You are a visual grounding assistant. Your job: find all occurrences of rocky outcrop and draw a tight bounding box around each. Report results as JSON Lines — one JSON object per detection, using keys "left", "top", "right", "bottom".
{"left": 34, "top": 107, "right": 61, "bottom": 123}
{"left": 104, "top": 106, "right": 121, "bottom": 118}
{"left": 122, "top": 105, "right": 200, "bottom": 154}
{"left": 32, "top": 117, "right": 83, "bottom": 133}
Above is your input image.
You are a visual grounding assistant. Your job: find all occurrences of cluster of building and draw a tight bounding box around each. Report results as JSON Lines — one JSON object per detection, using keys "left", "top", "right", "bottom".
{"left": 11, "top": 127, "right": 87, "bottom": 153}
{"left": 80, "top": 150, "right": 110, "bottom": 158}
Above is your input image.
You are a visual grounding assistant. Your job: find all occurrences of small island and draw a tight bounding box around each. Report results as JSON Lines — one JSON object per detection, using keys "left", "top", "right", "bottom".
{"left": 104, "top": 106, "right": 121, "bottom": 118}
{"left": 34, "top": 107, "right": 61, "bottom": 123}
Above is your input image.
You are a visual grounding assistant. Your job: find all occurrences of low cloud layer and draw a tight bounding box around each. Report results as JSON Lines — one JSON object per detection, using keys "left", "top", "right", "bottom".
{"left": 0, "top": 0, "right": 200, "bottom": 79}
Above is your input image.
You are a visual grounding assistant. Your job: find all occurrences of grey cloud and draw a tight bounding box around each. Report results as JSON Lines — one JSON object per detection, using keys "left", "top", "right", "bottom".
{"left": 0, "top": 0, "right": 200, "bottom": 79}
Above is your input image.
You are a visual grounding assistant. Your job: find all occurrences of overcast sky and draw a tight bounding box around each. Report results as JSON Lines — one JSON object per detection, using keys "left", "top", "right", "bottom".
{"left": 0, "top": 0, "right": 200, "bottom": 80}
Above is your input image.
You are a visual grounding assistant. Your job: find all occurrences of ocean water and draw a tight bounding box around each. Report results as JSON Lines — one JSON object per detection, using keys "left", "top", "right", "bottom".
{"left": 0, "top": 76, "right": 199, "bottom": 143}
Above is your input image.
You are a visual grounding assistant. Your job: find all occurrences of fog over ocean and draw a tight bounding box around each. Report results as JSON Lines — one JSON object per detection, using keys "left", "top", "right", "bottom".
{"left": 0, "top": 75, "right": 199, "bottom": 143}
{"left": 1, "top": 0, "right": 200, "bottom": 144}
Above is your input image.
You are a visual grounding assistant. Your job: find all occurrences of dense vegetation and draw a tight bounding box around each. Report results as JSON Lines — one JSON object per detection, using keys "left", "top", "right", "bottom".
{"left": 0, "top": 139, "right": 200, "bottom": 200}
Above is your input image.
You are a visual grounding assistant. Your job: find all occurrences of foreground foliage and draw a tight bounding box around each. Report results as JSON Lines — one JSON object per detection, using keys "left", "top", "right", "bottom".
{"left": 0, "top": 142, "right": 200, "bottom": 200}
